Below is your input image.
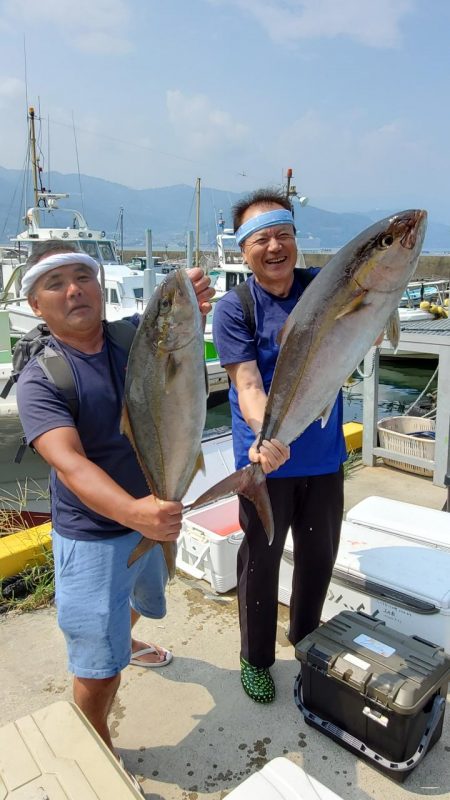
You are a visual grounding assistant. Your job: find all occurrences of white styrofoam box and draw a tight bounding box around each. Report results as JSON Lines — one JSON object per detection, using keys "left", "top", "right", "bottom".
{"left": 346, "top": 495, "right": 450, "bottom": 550}
{"left": 278, "top": 521, "right": 450, "bottom": 654}
{"left": 226, "top": 757, "right": 344, "bottom": 799}
{"left": 177, "top": 496, "right": 243, "bottom": 593}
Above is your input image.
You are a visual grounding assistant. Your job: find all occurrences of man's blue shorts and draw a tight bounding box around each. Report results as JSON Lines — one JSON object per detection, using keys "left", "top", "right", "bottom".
{"left": 52, "top": 530, "right": 168, "bottom": 679}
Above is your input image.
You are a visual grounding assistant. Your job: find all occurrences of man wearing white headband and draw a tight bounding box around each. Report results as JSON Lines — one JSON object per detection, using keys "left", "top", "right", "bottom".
{"left": 213, "top": 189, "right": 347, "bottom": 704}
{"left": 16, "top": 241, "right": 214, "bottom": 783}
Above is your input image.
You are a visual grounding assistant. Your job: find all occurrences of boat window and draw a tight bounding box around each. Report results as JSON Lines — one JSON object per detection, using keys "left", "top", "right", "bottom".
{"left": 80, "top": 241, "right": 101, "bottom": 259}
{"left": 98, "top": 241, "right": 117, "bottom": 263}
{"left": 109, "top": 288, "right": 119, "bottom": 304}
{"left": 226, "top": 273, "right": 239, "bottom": 290}
{"left": 133, "top": 288, "right": 144, "bottom": 299}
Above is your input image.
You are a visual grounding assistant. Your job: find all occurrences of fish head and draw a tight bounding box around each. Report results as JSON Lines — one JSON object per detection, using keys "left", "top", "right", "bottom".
{"left": 147, "top": 269, "right": 202, "bottom": 354}
{"left": 343, "top": 209, "right": 428, "bottom": 296}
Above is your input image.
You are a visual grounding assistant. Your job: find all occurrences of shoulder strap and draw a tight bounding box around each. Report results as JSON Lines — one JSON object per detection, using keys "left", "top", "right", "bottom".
{"left": 232, "top": 281, "right": 255, "bottom": 333}
{"left": 231, "top": 268, "right": 317, "bottom": 336}
{"left": 36, "top": 346, "right": 79, "bottom": 419}
{"left": 104, "top": 319, "right": 137, "bottom": 353}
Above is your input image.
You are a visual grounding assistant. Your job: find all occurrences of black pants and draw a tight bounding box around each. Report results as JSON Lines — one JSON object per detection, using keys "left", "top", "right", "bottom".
{"left": 237, "top": 468, "right": 344, "bottom": 667}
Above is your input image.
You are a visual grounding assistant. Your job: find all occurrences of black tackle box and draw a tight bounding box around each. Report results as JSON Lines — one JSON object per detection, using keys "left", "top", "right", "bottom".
{"left": 294, "top": 611, "right": 450, "bottom": 782}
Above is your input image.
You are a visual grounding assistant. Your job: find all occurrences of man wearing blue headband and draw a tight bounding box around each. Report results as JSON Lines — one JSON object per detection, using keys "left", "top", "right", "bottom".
{"left": 213, "top": 188, "right": 347, "bottom": 703}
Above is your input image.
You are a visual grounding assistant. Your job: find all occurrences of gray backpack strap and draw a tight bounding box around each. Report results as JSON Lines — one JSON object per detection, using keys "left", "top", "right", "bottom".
{"left": 36, "top": 346, "right": 79, "bottom": 419}
{"left": 104, "top": 319, "right": 137, "bottom": 353}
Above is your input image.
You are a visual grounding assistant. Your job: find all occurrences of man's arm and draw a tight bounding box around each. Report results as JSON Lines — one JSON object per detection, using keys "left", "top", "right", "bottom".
{"left": 33, "top": 427, "right": 182, "bottom": 541}
{"left": 227, "top": 360, "right": 289, "bottom": 474}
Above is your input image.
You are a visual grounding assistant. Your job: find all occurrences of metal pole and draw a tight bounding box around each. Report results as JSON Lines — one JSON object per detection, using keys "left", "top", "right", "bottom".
{"left": 144, "top": 228, "right": 156, "bottom": 301}
{"left": 186, "top": 231, "right": 194, "bottom": 268}
{"left": 195, "top": 177, "right": 201, "bottom": 268}
{"left": 29, "top": 107, "right": 40, "bottom": 208}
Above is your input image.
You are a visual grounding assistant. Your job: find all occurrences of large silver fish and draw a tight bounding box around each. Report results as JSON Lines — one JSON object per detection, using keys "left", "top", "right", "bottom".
{"left": 121, "top": 268, "right": 274, "bottom": 569}
{"left": 190, "top": 210, "right": 427, "bottom": 527}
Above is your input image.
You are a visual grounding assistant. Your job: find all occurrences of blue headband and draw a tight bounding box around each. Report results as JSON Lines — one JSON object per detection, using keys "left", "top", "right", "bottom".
{"left": 235, "top": 209, "right": 295, "bottom": 246}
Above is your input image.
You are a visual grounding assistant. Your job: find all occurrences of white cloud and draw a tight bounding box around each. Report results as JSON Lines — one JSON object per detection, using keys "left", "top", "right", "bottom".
{"left": 0, "top": 0, "right": 132, "bottom": 53}
{"left": 274, "top": 109, "right": 430, "bottom": 207}
{"left": 211, "top": 0, "right": 414, "bottom": 48}
{"left": 166, "top": 90, "right": 250, "bottom": 156}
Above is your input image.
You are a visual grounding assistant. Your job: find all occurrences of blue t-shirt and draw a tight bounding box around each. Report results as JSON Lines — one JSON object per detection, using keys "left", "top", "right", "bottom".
{"left": 16, "top": 317, "right": 149, "bottom": 540}
{"left": 212, "top": 272, "right": 347, "bottom": 476}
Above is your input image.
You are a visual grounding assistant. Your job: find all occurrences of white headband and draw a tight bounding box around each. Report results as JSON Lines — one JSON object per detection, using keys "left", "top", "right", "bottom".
{"left": 21, "top": 252, "right": 100, "bottom": 296}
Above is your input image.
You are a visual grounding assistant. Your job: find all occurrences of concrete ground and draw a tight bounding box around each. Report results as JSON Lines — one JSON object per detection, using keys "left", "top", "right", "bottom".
{"left": 1, "top": 462, "right": 449, "bottom": 800}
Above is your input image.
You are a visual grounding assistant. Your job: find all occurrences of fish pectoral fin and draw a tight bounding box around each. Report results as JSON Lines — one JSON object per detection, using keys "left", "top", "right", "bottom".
{"left": 386, "top": 309, "right": 400, "bottom": 352}
{"left": 317, "top": 398, "right": 336, "bottom": 428}
{"left": 187, "top": 463, "right": 274, "bottom": 544}
{"left": 335, "top": 290, "right": 368, "bottom": 320}
{"left": 164, "top": 353, "right": 178, "bottom": 393}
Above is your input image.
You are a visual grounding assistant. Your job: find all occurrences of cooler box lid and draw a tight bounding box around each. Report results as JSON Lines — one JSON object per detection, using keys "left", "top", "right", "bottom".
{"left": 0, "top": 700, "right": 142, "bottom": 798}
{"left": 184, "top": 496, "right": 241, "bottom": 537}
{"left": 295, "top": 611, "right": 450, "bottom": 714}
{"left": 336, "top": 521, "right": 450, "bottom": 610}
{"left": 346, "top": 496, "right": 450, "bottom": 549}
{"left": 226, "top": 757, "right": 344, "bottom": 799}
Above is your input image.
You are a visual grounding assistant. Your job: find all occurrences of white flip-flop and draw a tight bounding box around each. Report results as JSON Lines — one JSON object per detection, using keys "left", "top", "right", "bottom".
{"left": 130, "top": 644, "right": 173, "bottom": 668}
{"left": 117, "top": 755, "right": 145, "bottom": 796}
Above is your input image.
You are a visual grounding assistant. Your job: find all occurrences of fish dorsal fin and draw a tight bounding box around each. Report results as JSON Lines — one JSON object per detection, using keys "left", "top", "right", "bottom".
{"left": 317, "top": 398, "right": 336, "bottom": 428}
{"left": 386, "top": 309, "right": 400, "bottom": 352}
{"left": 120, "top": 402, "right": 159, "bottom": 495}
{"left": 335, "top": 289, "right": 368, "bottom": 320}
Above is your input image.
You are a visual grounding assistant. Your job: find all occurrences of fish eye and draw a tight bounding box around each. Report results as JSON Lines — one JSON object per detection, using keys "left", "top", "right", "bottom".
{"left": 159, "top": 297, "right": 172, "bottom": 313}
{"left": 378, "top": 234, "right": 394, "bottom": 249}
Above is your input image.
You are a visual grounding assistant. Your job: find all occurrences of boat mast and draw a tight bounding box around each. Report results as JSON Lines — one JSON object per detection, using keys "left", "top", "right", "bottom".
{"left": 28, "top": 106, "right": 40, "bottom": 208}
{"left": 195, "top": 177, "right": 201, "bottom": 268}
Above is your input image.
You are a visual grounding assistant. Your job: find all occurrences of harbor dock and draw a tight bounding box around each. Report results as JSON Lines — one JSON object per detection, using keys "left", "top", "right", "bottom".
{"left": 1, "top": 462, "right": 448, "bottom": 800}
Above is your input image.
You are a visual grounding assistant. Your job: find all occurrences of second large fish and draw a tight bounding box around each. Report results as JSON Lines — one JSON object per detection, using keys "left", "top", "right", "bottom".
{"left": 190, "top": 209, "right": 427, "bottom": 521}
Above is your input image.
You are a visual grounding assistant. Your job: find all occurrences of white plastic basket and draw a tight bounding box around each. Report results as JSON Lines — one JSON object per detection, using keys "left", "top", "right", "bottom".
{"left": 377, "top": 416, "right": 435, "bottom": 477}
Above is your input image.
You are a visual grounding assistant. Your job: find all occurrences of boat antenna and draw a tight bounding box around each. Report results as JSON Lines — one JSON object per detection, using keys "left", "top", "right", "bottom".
{"left": 72, "top": 111, "right": 85, "bottom": 219}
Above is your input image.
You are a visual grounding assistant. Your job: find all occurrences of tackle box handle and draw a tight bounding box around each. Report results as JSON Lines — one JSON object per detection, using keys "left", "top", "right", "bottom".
{"left": 294, "top": 673, "right": 445, "bottom": 774}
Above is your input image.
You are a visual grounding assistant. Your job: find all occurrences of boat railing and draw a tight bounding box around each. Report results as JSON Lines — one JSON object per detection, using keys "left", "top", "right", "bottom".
{"left": 0, "top": 263, "right": 27, "bottom": 306}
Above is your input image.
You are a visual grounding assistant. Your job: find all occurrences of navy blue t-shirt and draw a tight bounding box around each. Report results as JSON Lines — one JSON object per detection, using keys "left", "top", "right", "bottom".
{"left": 212, "top": 272, "right": 347, "bottom": 476}
{"left": 16, "top": 317, "right": 149, "bottom": 540}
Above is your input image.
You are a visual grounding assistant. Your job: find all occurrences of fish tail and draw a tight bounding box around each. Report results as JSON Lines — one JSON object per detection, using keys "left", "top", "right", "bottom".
{"left": 187, "top": 463, "right": 274, "bottom": 544}
{"left": 127, "top": 535, "right": 156, "bottom": 567}
{"left": 162, "top": 541, "right": 177, "bottom": 580}
{"left": 127, "top": 535, "right": 177, "bottom": 579}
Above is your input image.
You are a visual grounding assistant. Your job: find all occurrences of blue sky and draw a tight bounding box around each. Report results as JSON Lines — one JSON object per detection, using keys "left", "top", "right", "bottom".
{"left": 0, "top": 0, "right": 449, "bottom": 223}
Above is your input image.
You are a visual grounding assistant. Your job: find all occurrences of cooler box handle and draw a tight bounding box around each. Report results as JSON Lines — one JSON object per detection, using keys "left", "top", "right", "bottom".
{"left": 294, "top": 673, "right": 445, "bottom": 774}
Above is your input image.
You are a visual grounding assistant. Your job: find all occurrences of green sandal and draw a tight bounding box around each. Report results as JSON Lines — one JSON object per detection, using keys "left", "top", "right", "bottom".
{"left": 240, "top": 657, "right": 275, "bottom": 703}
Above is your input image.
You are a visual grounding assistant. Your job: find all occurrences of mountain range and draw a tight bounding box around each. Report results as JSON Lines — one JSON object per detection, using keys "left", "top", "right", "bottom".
{"left": 1, "top": 165, "right": 449, "bottom": 252}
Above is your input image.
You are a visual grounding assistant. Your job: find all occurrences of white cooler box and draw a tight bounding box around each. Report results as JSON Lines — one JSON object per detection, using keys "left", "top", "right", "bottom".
{"left": 346, "top": 495, "right": 450, "bottom": 549}
{"left": 226, "top": 757, "right": 344, "bottom": 799}
{"left": 278, "top": 521, "right": 450, "bottom": 654}
{"left": 176, "top": 496, "right": 243, "bottom": 593}
{"left": 0, "top": 701, "right": 142, "bottom": 798}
